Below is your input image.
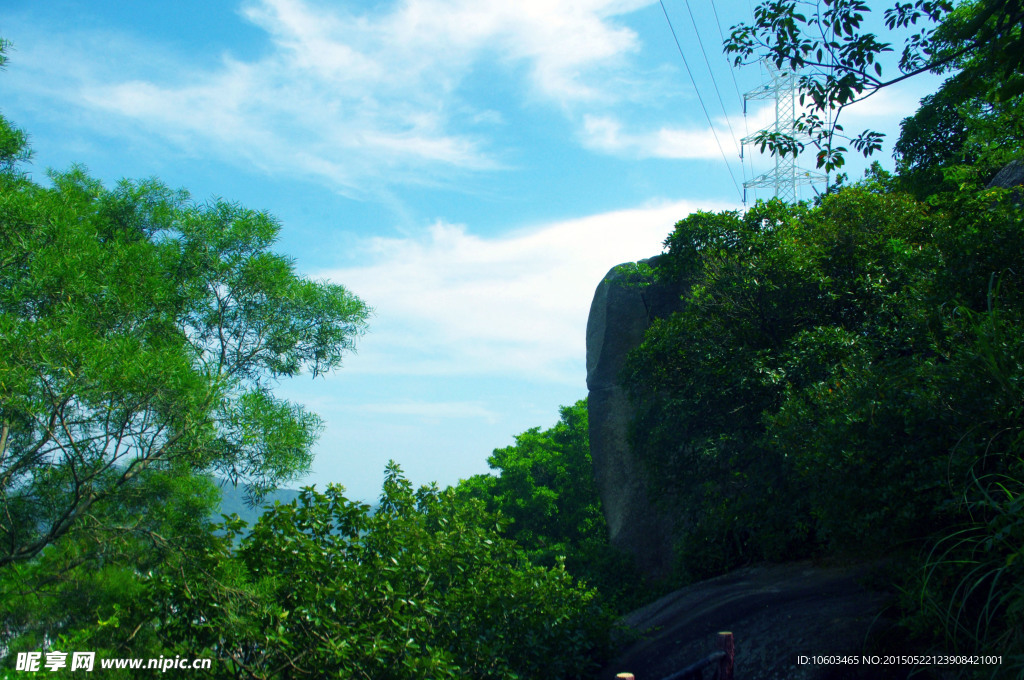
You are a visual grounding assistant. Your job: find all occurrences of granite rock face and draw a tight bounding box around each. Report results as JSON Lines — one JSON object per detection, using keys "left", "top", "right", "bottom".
{"left": 585, "top": 257, "right": 684, "bottom": 580}
{"left": 988, "top": 159, "right": 1024, "bottom": 204}
{"left": 987, "top": 159, "right": 1024, "bottom": 191}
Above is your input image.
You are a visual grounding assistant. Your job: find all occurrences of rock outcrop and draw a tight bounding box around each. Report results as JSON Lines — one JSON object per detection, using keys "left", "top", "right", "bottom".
{"left": 585, "top": 257, "right": 684, "bottom": 580}
{"left": 600, "top": 561, "right": 905, "bottom": 680}
{"left": 988, "top": 159, "right": 1024, "bottom": 204}
{"left": 987, "top": 159, "right": 1024, "bottom": 191}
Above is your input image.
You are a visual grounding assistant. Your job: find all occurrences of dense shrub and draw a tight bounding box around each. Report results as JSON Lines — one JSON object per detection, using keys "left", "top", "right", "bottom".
{"left": 149, "top": 463, "right": 612, "bottom": 679}
{"left": 457, "top": 401, "right": 648, "bottom": 613}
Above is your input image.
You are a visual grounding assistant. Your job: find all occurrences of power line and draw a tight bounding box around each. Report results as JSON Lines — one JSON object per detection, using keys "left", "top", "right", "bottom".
{"left": 658, "top": 0, "right": 743, "bottom": 202}
{"left": 730, "top": 0, "right": 763, "bottom": 203}
{"left": 707, "top": 0, "right": 759, "bottom": 199}
{"left": 708, "top": 0, "right": 745, "bottom": 107}
{"left": 681, "top": 0, "right": 742, "bottom": 157}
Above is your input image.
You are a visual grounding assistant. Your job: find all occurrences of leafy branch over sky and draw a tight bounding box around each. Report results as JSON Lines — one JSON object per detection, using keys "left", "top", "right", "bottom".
{"left": 725, "top": 0, "right": 1024, "bottom": 170}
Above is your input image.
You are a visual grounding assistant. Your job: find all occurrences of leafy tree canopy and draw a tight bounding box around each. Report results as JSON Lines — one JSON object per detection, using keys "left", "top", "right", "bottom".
{"left": 457, "top": 400, "right": 648, "bottom": 612}
{"left": 726, "top": 0, "right": 1024, "bottom": 171}
{"left": 459, "top": 401, "right": 598, "bottom": 558}
{"left": 0, "top": 99, "right": 369, "bottom": 569}
{"left": 139, "top": 464, "right": 609, "bottom": 679}
{"left": 892, "top": 66, "right": 1024, "bottom": 196}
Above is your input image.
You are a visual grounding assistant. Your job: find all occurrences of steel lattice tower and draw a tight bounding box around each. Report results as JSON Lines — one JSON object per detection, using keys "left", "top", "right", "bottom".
{"left": 741, "top": 63, "right": 825, "bottom": 204}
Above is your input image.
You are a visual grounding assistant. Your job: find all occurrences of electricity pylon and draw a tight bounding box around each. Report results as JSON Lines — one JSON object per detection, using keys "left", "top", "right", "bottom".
{"left": 741, "top": 63, "right": 826, "bottom": 204}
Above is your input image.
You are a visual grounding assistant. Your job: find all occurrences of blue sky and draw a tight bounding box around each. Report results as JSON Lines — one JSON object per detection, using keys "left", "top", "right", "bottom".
{"left": 1, "top": 0, "right": 941, "bottom": 502}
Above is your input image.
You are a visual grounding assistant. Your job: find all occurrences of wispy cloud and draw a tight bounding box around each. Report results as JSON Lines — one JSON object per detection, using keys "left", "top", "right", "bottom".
{"left": 581, "top": 114, "right": 724, "bottom": 158}
{"left": 579, "top": 93, "right": 784, "bottom": 159}
{"left": 320, "top": 198, "right": 738, "bottom": 384}
{"left": 9, "top": 0, "right": 661, "bottom": 197}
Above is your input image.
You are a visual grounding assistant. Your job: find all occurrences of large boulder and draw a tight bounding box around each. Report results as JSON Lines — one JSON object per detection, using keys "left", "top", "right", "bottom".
{"left": 987, "top": 159, "right": 1024, "bottom": 191}
{"left": 585, "top": 257, "right": 684, "bottom": 580}
{"left": 987, "top": 159, "right": 1024, "bottom": 204}
{"left": 600, "top": 561, "right": 905, "bottom": 680}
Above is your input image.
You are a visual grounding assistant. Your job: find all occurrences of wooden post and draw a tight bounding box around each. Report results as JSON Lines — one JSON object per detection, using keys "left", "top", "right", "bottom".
{"left": 717, "top": 632, "right": 734, "bottom": 680}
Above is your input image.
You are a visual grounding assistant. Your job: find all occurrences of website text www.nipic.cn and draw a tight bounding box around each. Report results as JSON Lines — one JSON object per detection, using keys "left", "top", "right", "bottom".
{"left": 15, "top": 651, "right": 212, "bottom": 673}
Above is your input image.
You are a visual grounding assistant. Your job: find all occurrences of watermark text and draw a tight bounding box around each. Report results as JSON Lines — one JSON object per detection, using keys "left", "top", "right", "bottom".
{"left": 14, "top": 651, "right": 212, "bottom": 672}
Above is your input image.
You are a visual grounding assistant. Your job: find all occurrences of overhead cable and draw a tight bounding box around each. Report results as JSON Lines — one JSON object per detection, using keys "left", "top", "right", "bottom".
{"left": 682, "top": 0, "right": 742, "bottom": 158}
{"left": 708, "top": 0, "right": 745, "bottom": 107}
{"left": 658, "top": 0, "right": 744, "bottom": 202}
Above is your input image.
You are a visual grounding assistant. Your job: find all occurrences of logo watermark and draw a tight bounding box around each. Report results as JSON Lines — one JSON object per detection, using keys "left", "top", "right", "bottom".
{"left": 13, "top": 652, "right": 212, "bottom": 673}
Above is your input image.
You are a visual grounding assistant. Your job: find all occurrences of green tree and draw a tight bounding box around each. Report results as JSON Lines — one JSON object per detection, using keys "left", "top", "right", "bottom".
{"left": 0, "top": 36, "right": 367, "bottom": 670}
{"left": 0, "top": 168, "right": 369, "bottom": 567}
{"left": 0, "top": 471, "right": 225, "bottom": 667}
{"left": 0, "top": 39, "right": 369, "bottom": 570}
{"left": 766, "top": 184, "right": 1024, "bottom": 666}
{"left": 457, "top": 401, "right": 645, "bottom": 611}
{"left": 0, "top": 164, "right": 368, "bottom": 567}
{"left": 150, "top": 464, "right": 610, "bottom": 679}
{"left": 626, "top": 186, "right": 956, "bottom": 574}
{"left": 894, "top": 78, "right": 1024, "bottom": 196}
{"left": 460, "top": 401, "right": 598, "bottom": 560}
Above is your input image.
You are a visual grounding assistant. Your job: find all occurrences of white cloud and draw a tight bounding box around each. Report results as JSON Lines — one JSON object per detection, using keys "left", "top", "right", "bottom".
{"left": 579, "top": 99, "right": 782, "bottom": 160}
{"left": 582, "top": 114, "right": 725, "bottom": 158}
{"left": 842, "top": 80, "right": 937, "bottom": 120}
{"left": 320, "top": 198, "right": 739, "bottom": 384}
{"left": 12, "top": 0, "right": 661, "bottom": 196}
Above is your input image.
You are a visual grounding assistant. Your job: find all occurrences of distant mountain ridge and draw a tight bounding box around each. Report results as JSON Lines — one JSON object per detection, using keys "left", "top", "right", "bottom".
{"left": 214, "top": 483, "right": 303, "bottom": 528}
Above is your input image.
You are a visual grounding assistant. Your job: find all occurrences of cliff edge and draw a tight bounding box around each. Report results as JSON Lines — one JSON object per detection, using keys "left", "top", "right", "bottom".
{"left": 585, "top": 257, "right": 683, "bottom": 580}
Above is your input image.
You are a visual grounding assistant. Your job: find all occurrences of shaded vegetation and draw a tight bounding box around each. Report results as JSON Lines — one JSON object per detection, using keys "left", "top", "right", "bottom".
{"left": 610, "top": 3, "right": 1024, "bottom": 672}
